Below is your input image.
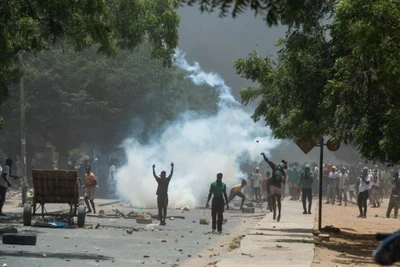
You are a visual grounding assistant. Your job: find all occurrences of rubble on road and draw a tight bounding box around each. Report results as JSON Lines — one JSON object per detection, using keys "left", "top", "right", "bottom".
{"left": 199, "top": 217, "right": 210, "bottom": 225}
{"left": 181, "top": 206, "right": 190, "bottom": 211}
{"left": 136, "top": 215, "right": 153, "bottom": 224}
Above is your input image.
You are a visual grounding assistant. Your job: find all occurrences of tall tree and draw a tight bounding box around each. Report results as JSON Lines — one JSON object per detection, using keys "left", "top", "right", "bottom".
{"left": 234, "top": 0, "right": 400, "bottom": 164}
{"left": 0, "top": 46, "right": 218, "bottom": 167}
{"left": 0, "top": 0, "right": 180, "bottom": 107}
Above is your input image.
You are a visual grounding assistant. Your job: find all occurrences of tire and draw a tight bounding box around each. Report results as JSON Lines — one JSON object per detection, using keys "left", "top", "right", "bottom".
{"left": 2, "top": 233, "right": 37, "bottom": 245}
{"left": 77, "top": 205, "right": 86, "bottom": 228}
{"left": 23, "top": 203, "right": 32, "bottom": 226}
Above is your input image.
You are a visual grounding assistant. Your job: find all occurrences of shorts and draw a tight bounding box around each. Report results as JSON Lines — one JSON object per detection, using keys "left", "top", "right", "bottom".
{"left": 270, "top": 185, "right": 282, "bottom": 195}
{"left": 85, "top": 187, "right": 97, "bottom": 200}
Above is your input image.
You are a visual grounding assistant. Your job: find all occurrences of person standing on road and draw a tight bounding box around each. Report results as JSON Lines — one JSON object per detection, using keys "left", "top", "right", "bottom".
{"left": 357, "top": 167, "right": 371, "bottom": 218}
{"left": 227, "top": 179, "right": 247, "bottom": 210}
{"left": 338, "top": 167, "right": 349, "bottom": 206}
{"left": 386, "top": 171, "right": 400, "bottom": 218}
{"left": 370, "top": 168, "right": 380, "bottom": 208}
{"left": 152, "top": 162, "right": 174, "bottom": 226}
{"left": 326, "top": 166, "right": 339, "bottom": 204}
{"left": 299, "top": 164, "right": 313, "bottom": 214}
{"left": 261, "top": 153, "right": 287, "bottom": 222}
{"left": 108, "top": 159, "right": 116, "bottom": 198}
{"left": 250, "top": 167, "right": 262, "bottom": 204}
{"left": 83, "top": 166, "right": 97, "bottom": 214}
{"left": 0, "top": 158, "right": 14, "bottom": 216}
{"left": 206, "top": 173, "right": 229, "bottom": 233}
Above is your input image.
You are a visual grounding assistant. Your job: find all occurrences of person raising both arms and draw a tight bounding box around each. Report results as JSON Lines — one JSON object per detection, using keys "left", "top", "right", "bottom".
{"left": 261, "top": 153, "right": 288, "bottom": 222}
{"left": 206, "top": 173, "right": 229, "bottom": 233}
{"left": 152, "top": 162, "right": 174, "bottom": 226}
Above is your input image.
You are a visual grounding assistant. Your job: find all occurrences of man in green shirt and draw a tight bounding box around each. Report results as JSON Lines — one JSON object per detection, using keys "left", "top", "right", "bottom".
{"left": 299, "top": 164, "right": 314, "bottom": 214}
{"left": 206, "top": 173, "right": 229, "bottom": 233}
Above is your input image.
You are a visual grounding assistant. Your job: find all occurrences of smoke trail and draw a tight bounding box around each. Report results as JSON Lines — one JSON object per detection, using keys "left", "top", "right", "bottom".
{"left": 115, "top": 49, "right": 281, "bottom": 208}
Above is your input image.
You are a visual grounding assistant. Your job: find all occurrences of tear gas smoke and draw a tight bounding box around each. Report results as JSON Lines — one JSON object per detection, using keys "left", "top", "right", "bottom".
{"left": 116, "top": 49, "right": 282, "bottom": 208}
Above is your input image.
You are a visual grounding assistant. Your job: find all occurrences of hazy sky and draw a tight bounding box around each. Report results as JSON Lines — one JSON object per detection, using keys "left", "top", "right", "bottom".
{"left": 177, "top": 6, "right": 286, "bottom": 99}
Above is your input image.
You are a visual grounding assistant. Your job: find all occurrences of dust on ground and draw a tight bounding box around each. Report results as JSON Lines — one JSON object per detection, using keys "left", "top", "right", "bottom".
{"left": 312, "top": 197, "right": 400, "bottom": 266}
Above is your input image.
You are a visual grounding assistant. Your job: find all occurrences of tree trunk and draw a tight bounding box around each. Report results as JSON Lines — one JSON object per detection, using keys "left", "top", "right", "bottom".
{"left": 57, "top": 146, "right": 69, "bottom": 170}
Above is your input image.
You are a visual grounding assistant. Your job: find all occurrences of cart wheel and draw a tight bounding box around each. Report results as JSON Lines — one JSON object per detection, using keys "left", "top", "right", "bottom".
{"left": 23, "top": 203, "right": 32, "bottom": 226}
{"left": 77, "top": 205, "right": 86, "bottom": 228}
{"left": 2, "top": 233, "right": 37, "bottom": 245}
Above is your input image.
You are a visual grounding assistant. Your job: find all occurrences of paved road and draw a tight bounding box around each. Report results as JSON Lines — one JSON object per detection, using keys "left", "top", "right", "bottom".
{"left": 0, "top": 201, "right": 260, "bottom": 267}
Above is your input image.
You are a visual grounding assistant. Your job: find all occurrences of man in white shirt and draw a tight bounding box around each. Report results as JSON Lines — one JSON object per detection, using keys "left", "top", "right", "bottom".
{"left": 326, "top": 166, "right": 339, "bottom": 204}
{"left": 0, "top": 158, "right": 13, "bottom": 216}
{"left": 108, "top": 159, "right": 117, "bottom": 198}
{"left": 338, "top": 167, "right": 349, "bottom": 206}
{"left": 250, "top": 167, "right": 262, "bottom": 204}
{"left": 358, "top": 167, "right": 371, "bottom": 218}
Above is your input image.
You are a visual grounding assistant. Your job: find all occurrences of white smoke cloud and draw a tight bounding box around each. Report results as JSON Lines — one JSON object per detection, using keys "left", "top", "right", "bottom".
{"left": 115, "top": 49, "right": 282, "bottom": 208}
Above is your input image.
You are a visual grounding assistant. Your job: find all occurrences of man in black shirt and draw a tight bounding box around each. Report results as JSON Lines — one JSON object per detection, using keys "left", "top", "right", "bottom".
{"left": 386, "top": 171, "right": 400, "bottom": 218}
{"left": 153, "top": 162, "right": 174, "bottom": 225}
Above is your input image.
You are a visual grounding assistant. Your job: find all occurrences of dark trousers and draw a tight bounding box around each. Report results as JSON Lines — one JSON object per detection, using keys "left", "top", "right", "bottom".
{"left": 0, "top": 186, "right": 7, "bottom": 213}
{"left": 302, "top": 188, "right": 312, "bottom": 212}
{"left": 157, "top": 195, "right": 168, "bottom": 222}
{"left": 212, "top": 196, "right": 225, "bottom": 232}
{"left": 358, "top": 190, "right": 369, "bottom": 216}
{"left": 387, "top": 195, "right": 400, "bottom": 217}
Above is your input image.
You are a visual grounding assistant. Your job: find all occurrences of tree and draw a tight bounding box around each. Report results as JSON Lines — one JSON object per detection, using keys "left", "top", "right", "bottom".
{"left": 0, "top": 0, "right": 180, "bottom": 108}
{"left": 180, "top": 0, "right": 334, "bottom": 28}
{"left": 0, "top": 45, "right": 218, "bottom": 168}
{"left": 235, "top": 0, "right": 400, "bottom": 164}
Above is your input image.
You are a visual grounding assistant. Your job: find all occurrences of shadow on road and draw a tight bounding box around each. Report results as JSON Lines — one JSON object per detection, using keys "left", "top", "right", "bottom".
{"left": 0, "top": 251, "right": 113, "bottom": 261}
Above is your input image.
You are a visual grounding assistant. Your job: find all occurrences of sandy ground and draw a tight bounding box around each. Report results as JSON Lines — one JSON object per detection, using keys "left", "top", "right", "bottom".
{"left": 312, "top": 196, "right": 400, "bottom": 267}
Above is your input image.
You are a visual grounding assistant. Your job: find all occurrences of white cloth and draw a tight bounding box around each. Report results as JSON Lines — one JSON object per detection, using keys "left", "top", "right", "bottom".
{"left": 338, "top": 173, "right": 349, "bottom": 190}
{"left": 329, "top": 171, "right": 339, "bottom": 180}
{"left": 359, "top": 175, "right": 371, "bottom": 192}
{"left": 0, "top": 165, "right": 9, "bottom": 188}
{"left": 251, "top": 173, "right": 262, "bottom": 188}
{"left": 108, "top": 165, "right": 116, "bottom": 181}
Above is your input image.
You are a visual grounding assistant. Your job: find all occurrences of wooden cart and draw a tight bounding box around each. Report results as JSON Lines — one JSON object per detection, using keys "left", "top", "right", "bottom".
{"left": 23, "top": 169, "right": 86, "bottom": 228}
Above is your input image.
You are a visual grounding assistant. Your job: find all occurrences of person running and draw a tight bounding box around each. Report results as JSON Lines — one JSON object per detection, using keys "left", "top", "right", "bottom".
{"left": 261, "top": 153, "right": 287, "bottom": 222}
{"left": 358, "top": 167, "right": 371, "bottom": 218}
{"left": 227, "top": 179, "right": 247, "bottom": 210}
{"left": 83, "top": 166, "right": 97, "bottom": 214}
{"left": 338, "top": 167, "right": 349, "bottom": 206}
{"left": 206, "top": 173, "right": 229, "bottom": 233}
{"left": 152, "top": 162, "right": 174, "bottom": 226}
{"left": 299, "top": 164, "right": 313, "bottom": 214}
{"left": 386, "top": 171, "right": 400, "bottom": 219}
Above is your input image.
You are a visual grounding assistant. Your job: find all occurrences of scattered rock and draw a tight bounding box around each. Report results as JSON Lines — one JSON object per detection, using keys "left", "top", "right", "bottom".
{"left": 319, "top": 234, "right": 330, "bottom": 240}
{"left": 375, "top": 214, "right": 378, "bottom": 218}
{"left": 98, "top": 209, "right": 105, "bottom": 214}
{"left": 223, "top": 218, "right": 227, "bottom": 224}
{"left": 92, "top": 223, "right": 100, "bottom": 229}
{"left": 126, "top": 229, "right": 134, "bottom": 234}
{"left": 161, "top": 240, "right": 167, "bottom": 242}
{"left": 136, "top": 216, "right": 153, "bottom": 224}
{"left": 242, "top": 207, "right": 255, "bottom": 213}
{"left": 200, "top": 217, "right": 210, "bottom": 225}
{"left": 143, "top": 255, "right": 149, "bottom": 258}
{"left": 182, "top": 206, "right": 190, "bottom": 211}
{"left": 170, "top": 217, "right": 175, "bottom": 221}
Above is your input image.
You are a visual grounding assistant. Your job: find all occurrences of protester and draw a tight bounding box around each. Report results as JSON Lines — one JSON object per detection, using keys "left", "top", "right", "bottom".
{"left": 152, "top": 162, "right": 174, "bottom": 226}
{"left": 326, "top": 166, "right": 339, "bottom": 204}
{"left": 358, "top": 167, "right": 371, "bottom": 218}
{"left": 83, "top": 166, "right": 97, "bottom": 214}
{"left": 298, "top": 164, "right": 313, "bottom": 214}
{"left": 338, "top": 167, "right": 349, "bottom": 206}
{"left": 108, "top": 159, "right": 116, "bottom": 198}
{"left": 261, "top": 153, "right": 287, "bottom": 222}
{"left": 206, "top": 173, "right": 229, "bottom": 233}
{"left": 370, "top": 168, "right": 381, "bottom": 208}
{"left": 386, "top": 171, "right": 400, "bottom": 219}
{"left": 0, "top": 158, "right": 14, "bottom": 216}
{"left": 250, "top": 167, "right": 262, "bottom": 204}
{"left": 227, "top": 179, "right": 247, "bottom": 210}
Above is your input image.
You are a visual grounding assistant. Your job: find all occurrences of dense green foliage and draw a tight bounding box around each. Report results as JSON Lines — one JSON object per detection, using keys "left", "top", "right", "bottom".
{"left": 0, "top": 46, "right": 218, "bottom": 167}
{"left": 234, "top": 0, "right": 400, "bottom": 164}
{"left": 0, "top": 0, "right": 180, "bottom": 108}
